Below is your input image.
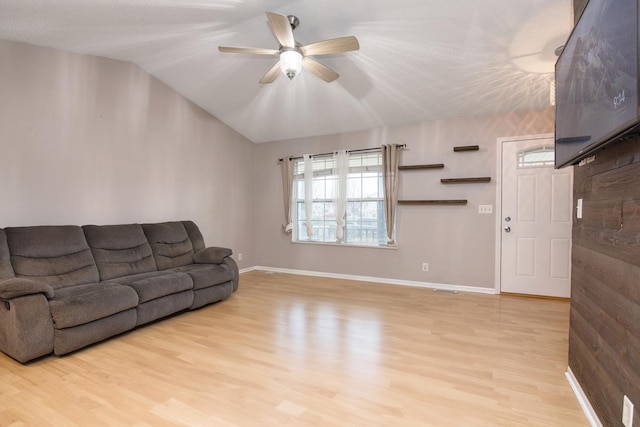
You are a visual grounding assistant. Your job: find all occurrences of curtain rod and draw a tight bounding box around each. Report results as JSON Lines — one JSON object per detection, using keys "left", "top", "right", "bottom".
{"left": 278, "top": 144, "right": 406, "bottom": 162}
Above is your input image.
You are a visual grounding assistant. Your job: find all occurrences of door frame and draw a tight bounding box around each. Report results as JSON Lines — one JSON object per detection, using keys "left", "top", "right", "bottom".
{"left": 494, "top": 133, "right": 554, "bottom": 294}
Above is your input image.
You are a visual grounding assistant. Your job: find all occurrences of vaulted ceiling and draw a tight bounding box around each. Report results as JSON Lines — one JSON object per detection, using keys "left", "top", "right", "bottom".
{"left": 0, "top": 0, "right": 572, "bottom": 143}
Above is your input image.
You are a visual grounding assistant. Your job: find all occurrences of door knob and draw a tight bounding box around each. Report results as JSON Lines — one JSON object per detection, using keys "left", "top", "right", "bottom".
{"left": 505, "top": 216, "right": 511, "bottom": 222}
{"left": 504, "top": 226, "right": 511, "bottom": 232}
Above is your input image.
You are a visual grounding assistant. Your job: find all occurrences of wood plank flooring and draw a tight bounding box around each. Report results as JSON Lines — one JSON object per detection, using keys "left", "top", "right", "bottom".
{"left": 0, "top": 271, "right": 588, "bottom": 426}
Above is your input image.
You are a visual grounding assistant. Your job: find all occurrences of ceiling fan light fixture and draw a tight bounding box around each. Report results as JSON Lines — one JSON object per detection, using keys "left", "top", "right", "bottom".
{"left": 219, "top": 12, "right": 359, "bottom": 84}
{"left": 280, "top": 49, "right": 302, "bottom": 80}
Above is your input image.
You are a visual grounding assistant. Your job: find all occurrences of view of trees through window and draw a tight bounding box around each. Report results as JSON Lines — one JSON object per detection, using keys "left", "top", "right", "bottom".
{"left": 292, "top": 152, "right": 390, "bottom": 246}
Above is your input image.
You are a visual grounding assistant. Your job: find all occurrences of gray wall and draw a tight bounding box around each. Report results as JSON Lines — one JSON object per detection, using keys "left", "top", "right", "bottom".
{"left": 0, "top": 40, "right": 256, "bottom": 269}
{"left": 254, "top": 110, "right": 554, "bottom": 289}
{"left": 0, "top": 38, "right": 556, "bottom": 287}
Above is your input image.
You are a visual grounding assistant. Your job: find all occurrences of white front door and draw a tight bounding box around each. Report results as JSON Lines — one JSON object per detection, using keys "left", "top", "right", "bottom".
{"left": 499, "top": 135, "right": 573, "bottom": 298}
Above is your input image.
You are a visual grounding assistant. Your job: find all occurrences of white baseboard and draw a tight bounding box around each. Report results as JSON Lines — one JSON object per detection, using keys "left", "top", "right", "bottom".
{"left": 240, "top": 266, "right": 497, "bottom": 294}
{"left": 566, "top": 366, "right": 602, "bottom": 427}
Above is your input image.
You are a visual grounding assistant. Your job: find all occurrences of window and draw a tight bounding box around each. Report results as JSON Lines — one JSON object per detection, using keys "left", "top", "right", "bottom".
{"left": 517, "top": 146, "right": 555, "bottom": 168}
{"left": 292, "top": 151, "right": 392, "bottom": 246}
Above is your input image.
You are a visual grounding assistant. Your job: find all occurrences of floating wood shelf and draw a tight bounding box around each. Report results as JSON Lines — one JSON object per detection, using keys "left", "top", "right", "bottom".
{"left": 398, "top": 164, "right": 445, "bottom": 170}
{"left": 441, "top": 177, "right": 491, "bottom": 184}
{"left": 453, "top": 145, "right": 479, "bottom": 152}
{"left": 398, "top": 200, "right": 468, "bottom": 205}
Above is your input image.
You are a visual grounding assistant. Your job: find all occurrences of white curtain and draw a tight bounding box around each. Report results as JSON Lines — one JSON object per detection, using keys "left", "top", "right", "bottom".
{"left": 303, "top": 154, "right": 314, "bottom": 237}
{"left": 333, "top": 150, "right": 349, "bottom": 242}
{"left": 280, "top": 157, "right": 294, "bottom": 233}
{"left": 382, "top": 144, "right": 401, "bottom": 245}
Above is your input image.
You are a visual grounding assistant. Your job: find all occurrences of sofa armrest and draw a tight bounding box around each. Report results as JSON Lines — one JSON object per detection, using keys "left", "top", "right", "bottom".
{"left": 0, "top": 278, "right": 55, "bottom": 300}
{"left": 193, "top": 247, "right": 233, "bottom": 265}
{"left": 0, "top": 293, "right": 55, "bottom": 362}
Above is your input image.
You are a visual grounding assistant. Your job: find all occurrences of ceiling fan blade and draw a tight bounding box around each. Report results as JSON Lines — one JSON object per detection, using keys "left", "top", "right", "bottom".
{"left": 266, "top": 12, "right": 295, "bottom": 49}
{"left": 259, "top": 62, "right": 281, "bottom": 84}
{"left": 302, "top": 57, "right": 339, "bottom": 82}
{"left": 218, "top": 46, "right": 279, "bottom": 55}
{"left": 301, "top": 36, "right": 360, "bottom": 56}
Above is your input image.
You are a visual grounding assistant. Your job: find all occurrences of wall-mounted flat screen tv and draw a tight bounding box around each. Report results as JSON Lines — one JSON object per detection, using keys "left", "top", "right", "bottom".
{"left": 554, "top": 0, "right": 639, "bottom": 168}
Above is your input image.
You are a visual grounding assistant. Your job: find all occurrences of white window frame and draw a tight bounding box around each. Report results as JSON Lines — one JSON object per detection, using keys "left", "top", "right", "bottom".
{"left": 291, "top": 151, "right": 394, "bottom": 247}
{"left": 517, "top": 145, "right": 555, "bottom": 168}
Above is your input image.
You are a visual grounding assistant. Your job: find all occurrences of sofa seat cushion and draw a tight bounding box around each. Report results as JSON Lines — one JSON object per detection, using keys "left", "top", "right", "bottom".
{"left": 49, "top": 282, "right": 139, "bottom": 329}
{"left": 109, "top": 271, "right": 193, "bottom": 304}
{"left": 169, "top": 264, "right": 234, "bottom": 290}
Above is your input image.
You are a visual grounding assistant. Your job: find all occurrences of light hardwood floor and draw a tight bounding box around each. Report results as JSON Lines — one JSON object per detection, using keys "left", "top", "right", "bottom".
{"left": 0, "top": 271, "right": 588, "bottom": 426}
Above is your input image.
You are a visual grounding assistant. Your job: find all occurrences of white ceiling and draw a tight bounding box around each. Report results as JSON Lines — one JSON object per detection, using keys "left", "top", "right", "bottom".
{"left": 0, "top": 0, "right": 572, "bottom": 143}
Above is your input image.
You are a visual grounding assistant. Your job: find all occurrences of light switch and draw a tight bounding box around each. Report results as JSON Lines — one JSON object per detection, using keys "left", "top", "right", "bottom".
{"left": 576, "top": 198, "right": 583, "bottom": 219}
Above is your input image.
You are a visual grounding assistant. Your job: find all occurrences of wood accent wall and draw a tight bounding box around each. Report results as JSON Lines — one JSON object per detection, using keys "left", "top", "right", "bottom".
{"left": 570, "top": 135, "right": 640, "bottom": 426}
{"left": 567, "top": 2, "right": 640, "bottom": 426}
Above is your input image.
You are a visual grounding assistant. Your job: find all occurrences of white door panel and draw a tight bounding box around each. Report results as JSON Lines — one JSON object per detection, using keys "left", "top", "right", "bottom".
{"left": 500, "top": 136, "right": 573, "bottom": 298}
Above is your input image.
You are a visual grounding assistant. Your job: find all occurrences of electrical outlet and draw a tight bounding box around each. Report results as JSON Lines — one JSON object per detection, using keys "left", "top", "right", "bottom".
{"left": 422, "top": 263, "right": 429, "bottom": 272}
{"left": 238, "top": 253, "right": 243, "bottom": 261}
{"left": 623, "top": 395, "right": 634, "bottom": 427}
{"left": 478, "top": 205, "right": 493, "bottom": 214}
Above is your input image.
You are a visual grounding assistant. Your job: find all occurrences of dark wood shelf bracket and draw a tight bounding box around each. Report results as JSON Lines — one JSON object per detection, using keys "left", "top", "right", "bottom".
{"left": 398, "top": 164, "right": 445, "bottom": 170}
{"left": 398, "top": 200, "right": 468, "bottom": 205}
{"left": 441, "top": 177, "right": 491, "bottom": 184}
{"left": 453, "top": 145, "right": 479, "bottom": 152}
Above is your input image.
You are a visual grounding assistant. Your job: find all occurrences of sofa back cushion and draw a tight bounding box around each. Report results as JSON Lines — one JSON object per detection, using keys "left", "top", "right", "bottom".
{"left": 0, "top": 229, "right": 15, "bottom": 280}
{"left": 182, "top": 220, "right": 205, "bottom": 252}
{"left": 5, "top": 226, "right": 99, "bottom": 289}
{"left": 142, "top": 222, "right": 194, "bottom": 270}
{"left": 83, "top": 224, "right": 157, "bottom": 280}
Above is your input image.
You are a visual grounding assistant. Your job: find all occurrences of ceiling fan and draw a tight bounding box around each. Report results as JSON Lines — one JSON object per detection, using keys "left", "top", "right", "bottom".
{"left": 218, "top": 12, "right": 359, "bottom": 84}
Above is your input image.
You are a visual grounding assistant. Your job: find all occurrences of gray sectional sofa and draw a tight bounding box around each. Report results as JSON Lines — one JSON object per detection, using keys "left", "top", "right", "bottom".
{"left": 0, "top": 220, "right": 238, "bottom": 363}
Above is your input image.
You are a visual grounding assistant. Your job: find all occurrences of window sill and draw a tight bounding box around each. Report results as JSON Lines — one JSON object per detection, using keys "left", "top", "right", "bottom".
{"left": 292, "top": 240, "right": 398, "bottom": 250}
